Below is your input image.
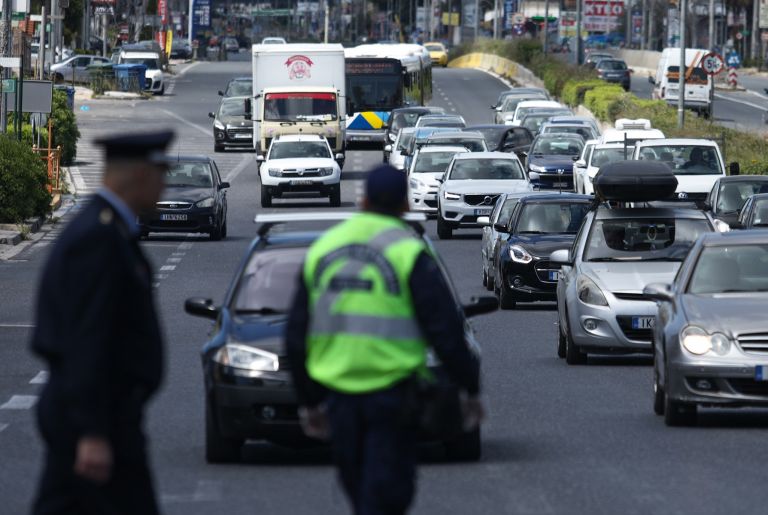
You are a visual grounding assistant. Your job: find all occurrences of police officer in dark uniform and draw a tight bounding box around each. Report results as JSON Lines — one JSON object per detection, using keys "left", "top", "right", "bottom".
{"left": 30, "top": 130, "right": 174, "bottom": 515}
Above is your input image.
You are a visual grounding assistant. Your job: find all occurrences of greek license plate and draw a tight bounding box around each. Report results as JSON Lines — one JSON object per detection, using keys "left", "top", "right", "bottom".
{"left": 756, "top": 366, "right": 768, "bottom": 381}
{"left": 291, "top": 180, "right": 314, "bottom": 186}
{"left": 631, "top": 316, "right": 654, "bottom": 329}
{"left": 234, "top": 133, "right": 251, "bottom": 139}
{"left": 474, "top": 208, "right": 492, "bottom": 216}
{"left": 552, "top": 182, "right": 569, "bottom": 188}
{"left": 160, "top": 214, "right": 187, "bottom": 221}
{"left": 354, "top": 136, "right": 370, "bottom": 141}
{"left": 549, "top": 271, "right": 559, "bottom": 281}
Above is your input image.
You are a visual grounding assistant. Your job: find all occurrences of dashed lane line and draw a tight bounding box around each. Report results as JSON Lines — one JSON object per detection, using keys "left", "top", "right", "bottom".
{"left": 224, "top": 154, "right": 253, "bottom": 183}
{"left": 30, "top": 371, "right": 48, "bottom": 384}
{"left": 0, "top": 395, "right": 38, "bottom": 410}
{"left": 159, "top": 265, "right": 176, "bottom": 272}
{"left": 160, "top": 109, "right": 211, "bottom": 137}
{"left": 0, "top": 324, "right": 35, "bottom": 328}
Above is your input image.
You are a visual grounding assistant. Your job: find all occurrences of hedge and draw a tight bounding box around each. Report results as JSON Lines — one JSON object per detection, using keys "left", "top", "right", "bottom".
{"left": 0, "top": 135, "right": 52, "bottom": 223}
{"left": 51, "top": 90, "right": 80, "bottom": 165}
{"left": 583, "top": 85, "right": 626, "bottom": 121}
{"left": 561, "top": 80, "right": 607, "bottom": 107}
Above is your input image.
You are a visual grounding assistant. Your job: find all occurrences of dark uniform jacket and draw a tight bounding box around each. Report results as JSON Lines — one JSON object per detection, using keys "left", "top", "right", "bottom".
{"left": 31, "top": 194, "right": 164, "bottom": 457}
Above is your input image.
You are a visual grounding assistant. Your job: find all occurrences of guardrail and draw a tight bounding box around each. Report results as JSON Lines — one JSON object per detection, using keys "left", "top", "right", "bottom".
{"left": 448, "top": 52, "right": 545, "bottom": 89}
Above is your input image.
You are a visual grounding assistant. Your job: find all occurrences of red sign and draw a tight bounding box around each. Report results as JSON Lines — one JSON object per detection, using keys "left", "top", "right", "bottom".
{"left": 158, "top": 0, "right": 168, "bottom": 25}
{"left": 265, "top": 92, "right": 336, "bottom": 100}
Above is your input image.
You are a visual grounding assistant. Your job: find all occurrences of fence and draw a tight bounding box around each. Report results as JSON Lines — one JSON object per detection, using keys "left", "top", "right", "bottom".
{"left": 32, "top": 145, "right": 63, "bottom": 194}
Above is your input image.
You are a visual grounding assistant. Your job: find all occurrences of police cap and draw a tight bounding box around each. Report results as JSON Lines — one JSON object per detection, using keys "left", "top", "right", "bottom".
{"left": 366, "top": 164, "right": 407, "bottom": 212}
{"left": 94, "top": 130, "right": 175, "bottom": 164}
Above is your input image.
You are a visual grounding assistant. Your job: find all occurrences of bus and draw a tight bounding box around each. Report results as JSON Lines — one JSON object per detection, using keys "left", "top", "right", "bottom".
{"left": 344, "top": 44, "right": 433, "bottom": 148}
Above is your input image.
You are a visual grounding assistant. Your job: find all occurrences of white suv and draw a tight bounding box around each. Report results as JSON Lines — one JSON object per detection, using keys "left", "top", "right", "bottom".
{"left": 258, "top": 135, "right": 342, "bottom": 207}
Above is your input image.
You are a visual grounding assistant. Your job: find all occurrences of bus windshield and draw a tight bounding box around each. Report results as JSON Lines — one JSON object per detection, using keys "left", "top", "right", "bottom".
{"left": 263, "top": 92, "right": 337, "bottom": 122}
{"left": 347, "top": 75, "right": 402, "bottom": 110}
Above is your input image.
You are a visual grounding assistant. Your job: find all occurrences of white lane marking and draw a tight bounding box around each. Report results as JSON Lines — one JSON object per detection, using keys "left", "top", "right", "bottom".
{"left": 154, "top": 274, "right": 169, "bottom": 280}
{"left": 160, "top": 109, "right": 211, "bottom": 137}
{"left": 162, "top": 480, "right": 223, "bottom": 503}
{"left": 0, "top": 395, "right": 38, "bottom": 410}
{"left": 171, "top": 252, "right": 186, "bottom": 257}
{"left": 173, "top": 61, "right": 201, "bottom": 79}
{"left": 166, "top": 257, "right": 182, "bottom": 263}
{"left": 224, "top": 154, "right": 253, "bottom": 183}
{"left": 159, "top": 265, "right": 176, "bottom": 272}
{"left": 69, "top": 166, "right": 88, "bottom": 192}
{"left": 714, "top": 93, "right": 768, "bottom": 112}
{"left": 30, "top": 371, "right": 48, "bottom": 384}
{"left": 0, "top": 324, "right": 35, "bottom": 328}
{"left": 178, "top": 243, "right": 193, "bottom": 250}
{"left": 0, "top": 423, "right": 8, "bottom": 433}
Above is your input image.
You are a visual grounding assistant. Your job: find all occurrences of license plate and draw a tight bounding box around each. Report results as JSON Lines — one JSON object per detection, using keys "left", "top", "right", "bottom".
{"left": 756, "top": 366, "right": 768, "bottom": 381}
{"left": 548, "top": 271, "right": 559, "bottom": 281}
{"left": 353, "top": 136, "right": 370, "bottom": 141}
{"left": 291, "top": 180, "right": 314, "bottom": 186}
{"left": 474, "top": 208, "right": 491, "bottom": 216}
{"left": 160, "top": 214, "right": 187, "bottom": 221}
{"left": 552, "top": 182, "right": 569, "bottom": 188}
{"left": 631, "top": 316, "right": 655, "bottom": 329}
{"left": 234, "top": 133, "right": 251, "bottom": 139}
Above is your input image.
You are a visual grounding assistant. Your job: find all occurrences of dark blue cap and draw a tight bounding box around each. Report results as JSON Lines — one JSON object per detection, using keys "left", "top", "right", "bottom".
{"left": 366, "top": 164, "right": 407, "bottom": 211}
{"left": 95, "top": 130, "right": 175, "bottom": 163}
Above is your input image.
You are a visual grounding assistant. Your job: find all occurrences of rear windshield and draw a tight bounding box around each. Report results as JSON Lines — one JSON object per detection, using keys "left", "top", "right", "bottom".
{"left": 427, "top": 138, "right": 486, "bottom": 152}
{"left": 391, "top": 112, "right": 423, "bottom": 131}
{"left": 590, "top": 147, "right": 633, "bottom": 167}
{"left": 449, "top": 159, "right": 525, "bottom": 180}
{"left": 666, "top": 66, "right": 709, "bottom": 85}
{"left": 532, "top": 136, "right": 584, "bottom": 155}
{"left": 413, "top": 151, "right": 459, "bottom": 173}
{"left": 516, "top": 202, "right": 589, "bottom": 234}
{"left": 165, "top": 162, "right": 213, "bottom": 188}
{"left": 598, "top": 60, "right": 627, "bottom": 70}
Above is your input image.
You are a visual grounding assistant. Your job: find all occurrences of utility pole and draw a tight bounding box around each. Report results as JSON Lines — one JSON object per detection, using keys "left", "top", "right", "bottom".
{"left": 708, "top": 0, "right": 714, "bottom": 48}
{"left": 324, "top": 0, "right": 329, "bottom": 42}
{"left": 678, "top": 0, "right": 686, "bottom": 129}
{"left": 752, "top": 0, "right": 759, "bottom": 60}
{"left": 1, "top": 0, "right": 11, "bottom": 134}
{"left": 576, "top": 0, "right": 583, "bottom": 64}
{"left": 40, "top": 6, "right": 46, "bottom": 79}
{"left": 543, "top": 0, "right": 550, "bottom": 53}
{"left": 640, "top": 0, "right": 647, "bottom": 49}
{"left": 493, "top": 0, "right": 499, "bottom": 39}
{"left": 625, "top": 0, "right": 631, "bottom": 48}
{"left": 474, "top": 0, "right": 479, "bottom": 40}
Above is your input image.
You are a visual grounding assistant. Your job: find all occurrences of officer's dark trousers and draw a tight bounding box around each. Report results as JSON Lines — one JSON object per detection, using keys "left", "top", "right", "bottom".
{"left": 327, "top": 384, "right": 417, "bottom": 515}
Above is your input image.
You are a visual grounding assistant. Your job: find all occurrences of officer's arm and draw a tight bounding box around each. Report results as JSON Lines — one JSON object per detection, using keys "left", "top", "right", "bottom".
{"left": 285, "top": 274, "right": 325, "bottom": 407}
{"left": 409, "top": 252, "right": 480, "bottom": 395}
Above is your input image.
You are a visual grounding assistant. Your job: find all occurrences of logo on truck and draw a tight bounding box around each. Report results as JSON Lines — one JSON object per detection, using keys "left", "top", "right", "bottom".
{"left": 285, "top": 55, "right": 314, "bottom": 81}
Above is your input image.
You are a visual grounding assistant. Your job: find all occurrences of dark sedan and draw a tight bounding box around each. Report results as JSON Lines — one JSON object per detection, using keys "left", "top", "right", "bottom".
{"left": 595, "top": 58, "right": 631, "bottom": 91}
{"left": 218, "top": 77, "right": 252, "bottom": 98}
{"left": 525, "top": 134, "right": 585, "bottom": 190}
{"left": 185, "top": 213, "right": 498, "bottom": 463}
{"left": 139, "top": 156, "right": 229, "bottom": 240}
{"left": 493, "top": 194, "right": 591, "bottom": 309}
{"left": 209, "top": 95, "right": 253, "bottom": 152}
{"left": 705, "top": 175, "right": 768, "bottom": 227}
{"left": 464, "top": 125, "right": 533, "bottom": 161}
{"left": 735, "top": 193, "right": 768, "bottom": 229}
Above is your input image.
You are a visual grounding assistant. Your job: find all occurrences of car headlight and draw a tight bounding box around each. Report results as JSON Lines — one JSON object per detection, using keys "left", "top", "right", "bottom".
{"left": 577, "top": 275, "right": 608, "bottom": 306}
{"left": 443, "top": 191, "right": 460, "bottom": 200}
{"left": 409, "top": 178, "right": 424, "bottom": 189}
{"left": 680, "top": 326, "right": 732, "bottom": 356}
{"left": 319, "top": 167, "right": 334, "bottom": 176}
{"left": 528, "top": 164, "right": 546, "bottom": 173}
{"left": 214, "top": 120, "right": 225, "bottom": 130}
{"left": 268, "top": 168, "right": 283, "bottom": 177}
{"left": 508, "top": 244, "right": 533, "bottom": 264}
{"left": 213, "top": 343, "right": 279, "bottom": 372}
{"left": 195, "top": 197, "right": 214, "bottom": 208}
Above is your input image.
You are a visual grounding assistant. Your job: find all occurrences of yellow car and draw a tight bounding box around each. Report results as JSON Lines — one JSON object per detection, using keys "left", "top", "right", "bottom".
{"left": 425, "top": 42, "right": 448, "bottom": 67}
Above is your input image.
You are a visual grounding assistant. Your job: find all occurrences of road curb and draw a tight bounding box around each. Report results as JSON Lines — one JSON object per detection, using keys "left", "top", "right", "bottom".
{"left": 0, "top": 215, "right": 47, "bottom": 247}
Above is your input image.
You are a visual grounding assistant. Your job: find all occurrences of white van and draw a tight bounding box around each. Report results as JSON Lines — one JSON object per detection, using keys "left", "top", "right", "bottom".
{"left": 118, "top": 50, "right": 165, "bottom": 95}
{"left": 651, "top": 48, "right": 712, "bottom": 118}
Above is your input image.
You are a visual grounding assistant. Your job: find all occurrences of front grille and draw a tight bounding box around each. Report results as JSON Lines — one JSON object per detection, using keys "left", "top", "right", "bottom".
{"left": 728, "top": 378, "right": 768, "bottom": 396}
{"left": 281, "top": 169, "right": 323, "bottom": 177}
{"left": 616, "top": 316, "right": 653, "bottom": 342}
{"left": 737, "top": 333, "right": 768, "bottom": 354}
{"left": 534, "top": 260, "right": 560, "bottom": 283}
{"left": 227, "top": 127, "right": 252, "bottom": 137}
{"left": 613, "top": 292, "right": 648, "bottom": 301}
{"left": 536, "top": 173, "right": 573, "bottom": 188}
{"left": 156, "top": 201, "right": 192, "bottom": 210}
{"left": 424, "top": 199, "right": 437, "bottom": 208}
{"left": 464, "top": 194, "right": 499, "bottom": 206}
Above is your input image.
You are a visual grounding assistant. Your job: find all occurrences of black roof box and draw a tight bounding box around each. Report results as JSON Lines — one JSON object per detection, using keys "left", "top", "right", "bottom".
{"left": 593, "top": 161, "right": 678, "bottom": 202}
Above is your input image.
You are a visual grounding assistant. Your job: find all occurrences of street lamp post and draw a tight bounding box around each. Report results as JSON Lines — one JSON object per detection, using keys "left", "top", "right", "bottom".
{"left": 677, "top": 0, "right": 686, "bottom": 129}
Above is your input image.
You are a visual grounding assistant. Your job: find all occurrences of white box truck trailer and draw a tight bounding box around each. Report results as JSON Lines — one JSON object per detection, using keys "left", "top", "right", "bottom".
{"left": 651, "top": 48, "right": 713, "bottom": 118}
{"left": 248, "top": 43, "right": 346, "bottom": 160}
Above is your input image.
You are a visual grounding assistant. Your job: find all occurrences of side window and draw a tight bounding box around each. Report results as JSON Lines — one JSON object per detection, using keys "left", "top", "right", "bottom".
{"left": 489, "top": 198, "right": 503, "bottom": 223}
{"left": 212, "top": 161, "right": 222, "bottom": 184}
{"left": 497, "top": 199, "right": 519, "bottom": 227}
{"left": 517, "top": 129, "right": 532, "bottom": 146}
{"left": 739, "top": 199, "right": 752, "bottom": 226}
{"left": 570, "top": 214, "right": 589, "bottom": 261}
{"left": 506, "top": 202, "right": 523, "bottom": 232}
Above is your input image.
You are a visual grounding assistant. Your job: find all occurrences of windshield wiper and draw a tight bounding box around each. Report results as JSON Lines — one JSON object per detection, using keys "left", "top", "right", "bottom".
{"left": 235, "top": 308, "right": 285, "bottom": 315}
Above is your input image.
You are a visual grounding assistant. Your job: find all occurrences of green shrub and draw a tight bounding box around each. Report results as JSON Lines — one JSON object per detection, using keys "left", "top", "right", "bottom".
{"left": 561, "top": 80, "right": 605, "bottom": 107}
{"left": 51, "top": 90, "right": 80, "bottom": 165}
{"left": 583, "top": 86, "right": 626, "bottom": 120}
{"left": 0, "top": 135, "right": 52, "bottom": 223}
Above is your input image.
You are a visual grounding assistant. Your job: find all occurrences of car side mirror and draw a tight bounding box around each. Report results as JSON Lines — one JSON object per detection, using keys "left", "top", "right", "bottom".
{"left": 384, "top": 144, "right": 393, "bottom": 153}
{"left": 490, "top": 105, "right": 497, "bottom": 110}
{"left": 219, "top": 181, "right": 230, "bottom": 189}
{"left": 244, "top": 98, "right": 252, "bottom": 120}
{"left": 572, "top": 156, "right": 579, "bottom": 161}
{"left": 729, "top": 162, "right": 740, "bottom": 176}
{"left": 401, "top": 149, "right": 410, "bottom": 156}
{"left": 520, "top": 151, "right": 528, "bottom": 158}
{"left": 629, "top": 68, "right": 634, "bottom": 74}
{"left": 335, "top": 153, "right": 344, "bottom": 161}
{"left": 436, "top": 177, "right": 444, "bottom": 183}
{"left": 208, "top": 112, "right": 215, "bottom": 119}
{"left": 575, "top": 159, "right": 586, "bottom": 167}
{"left": 642, "top": 283, "right": 674, "bottom": 303}
{"left": 184, "top": 297, "right": 219, "bottom": 319}
{"left": 256, "top": 155, "right": 265, "bottom": 162}
{"left": 218, "top": 90, "right": 224, "bottom": 96}
{"left": 549, "top": 249, "right": 571, "bottom": 265}
{"left": 493, "top": 222, "right": 508, "bottom": 233}
{"left": 729, "top": 220, "right": 743, "bottom": 230}
{"left": 477, "top": 216, "right": 490, "bottom": 226}
{"left": 462, "top": 296, "right": 498, "bottom": 318}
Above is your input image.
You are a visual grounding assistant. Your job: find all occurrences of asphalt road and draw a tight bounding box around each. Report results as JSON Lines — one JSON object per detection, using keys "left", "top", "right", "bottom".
{"left": 2, "top": 56, "right": 768, "bottom": 514}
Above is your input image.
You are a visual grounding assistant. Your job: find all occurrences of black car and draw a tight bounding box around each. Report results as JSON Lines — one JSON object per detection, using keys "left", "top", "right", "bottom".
{"left": 493, "top": 194, "right": 591, "bottom": 309}
{"left": 525, "top": 133, "right": 585, "bottom": 190}
{"left": 464, "top": 124, "right": 533, "bottom": 160}
{"left": 595, "top": 58, "right": 631, "bottom": 91}
{"left": 184, "top": 213, "right": 497, "bottom": 463}
{"left": 170, "top": 40, "right": 192, "bottom": 60}
{"left": 209, "top": 95, "right": 253, "bottom": 152}
{"left": 385, "top": 106, "right": 445, "bottom": 146}
{"left": 218, "top": 77, "right": 253, "bottom": 98}
{"left": 139, "top": 156, "right": 229, "bottom": 240}
{"left": 734, "top": 192, "right": 768, "bottom": 229}
{"left": 705, "top": 175, "right": 768, "bottom": 227}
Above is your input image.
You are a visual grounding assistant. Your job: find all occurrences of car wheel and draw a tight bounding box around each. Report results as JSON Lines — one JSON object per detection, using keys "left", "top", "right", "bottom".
{"left": 653, "top": 363, "right": 665, "bottom": 416}
{"left": 557, "top": 323, "right": 566, "bottom": 358}
{"left": 564, "top": 312, "right": 587, "bottom": 365}
{"left": 221, "top": 218, "right": 227, "bottom": 238}
{"left": 205, "top": 400, "right": 242, "bottom": 463}
{"left": 664, "top": 392, "right": 697, "bottom": 427}
{"left": 329, "top": 185, "right": 341, "bottom": 207}
{"left": 436, "top": 216, "right": 453, "bottom": 239}
{"left": 443, "top": 427, "right": 481, "bottom": 462}
{"left": 209, "top": 219, "right": 223, "bottom": 241}
{"left": 498, "top": 281, "right": 516, "bottom": 310}
{"left": 214, "top": 144, "right": 224, "bottom": 152}
{"left": 260, "top": 187, "right": 272, "bottom": 208}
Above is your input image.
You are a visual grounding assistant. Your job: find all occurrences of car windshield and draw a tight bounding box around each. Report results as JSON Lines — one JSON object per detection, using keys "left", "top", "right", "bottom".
{"left": 269, "top": 141, "right": 331, "bottom": 160}
{"left": 543, "top": 126, "right": 594, "bottom": 140}
{"left": 121, "top": 57, "right": 160, "bottom": 69}
{"left": 165, "top": 162, "right": 214, "bottom": 188}
{"left": 688, "top": 244, "right": 768, "bottom": 294}
{"left": 516, "top": 202, "right": 589, "bottom": 234}
{"left": 585, "top": 218, "right": 712, "bottom": 261}
{"left": 522, "top": 115, "right": 556, "bottom": 133}
{"left": 590, "top": 147, "right": 633, "bottom": 167}
{"left": 219, "top": 99, "right": 246, "bottom": 117}
{"left": 390, "top": 112, "right": 424, "bottom": 131}
{"left": 425, "top": 44, "right": 444, "bottom": 51}
{"left": 264, "top": 92, "right": 337, "bottom": 122}
{"left": 396, "top": 132, "right": 414, "bottom": 151}
{"left": 637, "top": 145, "right": 721, "bottom": 175}
{"left": 413, "top": 151, "right": 459, "bottom": 173}
{"left": 517, "top": 106, "right": 567, "bottom": 121}
{"left": 598, "top": 60, "right": 627, "bottom": 70}
{"left": 233, "top": 247, "right": 307, "bottom": 313}
{"left": 225, "top": 80, "right": 252, "bottom": 97}
{"left": 716, "top": 181, "right": 768, "bottom": 213}
{"left": 449, "top": 159, "right": 524, "bottom": 180}
{"left": 501, "top": 94, "right": 546, "bottom": 112}
{"left": 532, "top": 136, "right": 584, "bottom": 156}
{"left": 427, "top": 138, "right": 485, "bottom": 152}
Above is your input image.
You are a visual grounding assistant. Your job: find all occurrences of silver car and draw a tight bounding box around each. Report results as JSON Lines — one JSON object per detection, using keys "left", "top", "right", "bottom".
{"left": 551, "top": 206, "right": 716, "bottom": 364}
{"left": 386, "top": 127, "right": 416, "bottom": 171}
{"left": 645, "top": 230, "right": 768, "bottom": 426}
{"left": 436, "top": 152, "right": 533, "bottom": 239}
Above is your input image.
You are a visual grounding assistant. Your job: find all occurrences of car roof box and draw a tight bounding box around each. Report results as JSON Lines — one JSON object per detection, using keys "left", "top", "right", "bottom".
{"left": 593, "top": 161, "right": 678, "bottom": 202}
{"left": 614, "top": 118, "right": 651, "bottom": 130}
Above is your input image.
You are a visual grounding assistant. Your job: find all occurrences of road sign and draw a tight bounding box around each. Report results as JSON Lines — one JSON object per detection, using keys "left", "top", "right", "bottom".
{"left": 1, "top": 79, "right": 15, "bottom": 93}
{"left": 512, "top": 12, "right": 525, "bottom": 24}
{"left": 0, "top": 57, "right": 21, "bottom": 68}
{"left": 700, "top": 52, "right": 724, "bottom": 75}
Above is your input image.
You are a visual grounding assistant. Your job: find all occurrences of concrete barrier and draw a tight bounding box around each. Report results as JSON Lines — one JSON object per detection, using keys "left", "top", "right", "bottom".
{"left": 448, "top": 52, "right": 545, "bottom": 89}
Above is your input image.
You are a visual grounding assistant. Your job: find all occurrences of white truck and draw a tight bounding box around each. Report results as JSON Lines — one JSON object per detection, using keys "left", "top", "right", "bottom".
{"left": 248, "top": 43, "right": 346, "bottom": 162}
{"left": 650, "top": 48, "right": 713, "bottom": 118}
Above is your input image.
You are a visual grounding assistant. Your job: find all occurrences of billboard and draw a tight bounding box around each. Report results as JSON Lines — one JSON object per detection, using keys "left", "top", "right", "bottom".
{"left": 583, "top": 0, "right": 624, "bottom": 32}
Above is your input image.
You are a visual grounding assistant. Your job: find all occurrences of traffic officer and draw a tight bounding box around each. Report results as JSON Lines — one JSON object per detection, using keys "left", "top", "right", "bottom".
{"left": 286, "top": 164, "right": 484, "bottom": 515}
{"left": 30, "top": 130, "right": 174, "bottom": 515}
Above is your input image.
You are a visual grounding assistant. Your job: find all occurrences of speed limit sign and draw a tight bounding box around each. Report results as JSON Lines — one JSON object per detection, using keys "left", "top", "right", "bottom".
{"left": 700, "top": 52, "right": 725, "bottom": 75}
